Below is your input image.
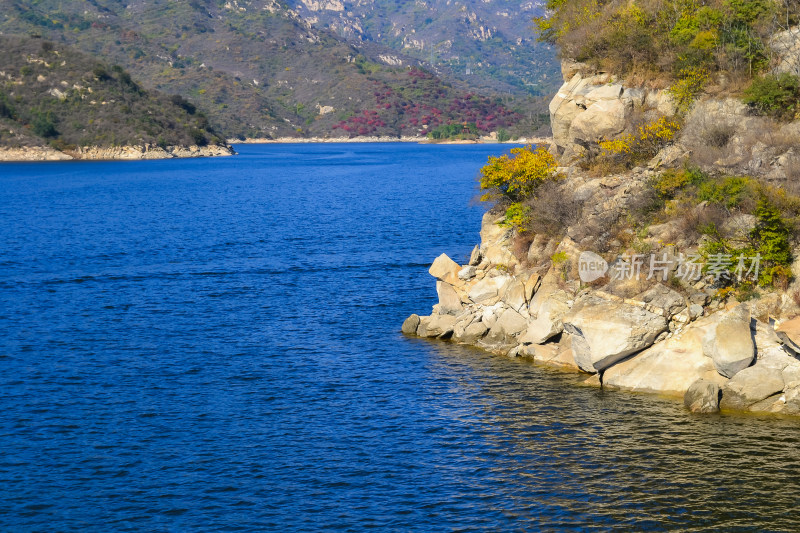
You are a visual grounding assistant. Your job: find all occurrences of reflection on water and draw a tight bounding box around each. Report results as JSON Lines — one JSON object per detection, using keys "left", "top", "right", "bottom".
{"left": 423, "top": 341, "right": 800, "bottom": 530}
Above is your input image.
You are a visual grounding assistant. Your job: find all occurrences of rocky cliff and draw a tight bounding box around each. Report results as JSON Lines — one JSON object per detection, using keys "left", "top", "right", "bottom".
{"left": 405, "top": 211, "right": 800, "bottom": 416}
{"left": 404, "top": 50, "right": 800, "bottom": 418}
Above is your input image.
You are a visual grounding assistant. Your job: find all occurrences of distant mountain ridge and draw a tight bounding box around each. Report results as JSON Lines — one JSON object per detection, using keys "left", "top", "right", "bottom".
{"left": 0, "top": 0, "right": 551, "bottom": 139}
{"left": 286, "top": 0, "right": 560, "bottom": 96}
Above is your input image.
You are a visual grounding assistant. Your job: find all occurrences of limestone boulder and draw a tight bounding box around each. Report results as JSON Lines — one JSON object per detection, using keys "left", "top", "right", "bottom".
{"left": 637, "top": 284, "right": 686, "bottom": 318}
{"left": 402, "top": 314, "right": 420, "bottom": 335}
{"left": 436, "top": 281, "right": 463, "bottom": 315}
{"left": 570, "top": 98, "right": 630, "bottom": 144}
{"left": 684, "top": 379, "right": 722, "bottom": 414}
{"left": 484, "top": 308, "right": 527, "bottom": 345}
{"left": 429, "top": 253, "right": 461, "bottom": 286}
{"left": 563, "top": 295, "right": 668, "bottom": 373}
{"left": 720, "top": 365, "right": 785, "bottom": 411}
{"left": 458, "top": 320, "right": 489, "bottom": 344}
{"left": 603, "top": 326, "right": 720, "bottom": 395}
{"left": 502, "top": 279, "right": 527, "bottom": 313}
{"left": 468, "top": 275, "right": 511, "bottom": 305}
{"left": 417, "top": 314, "right": 457, "bottom": 339}
{"left": 520, "top": 293, "right": 571, "bottom": 345}
{"left": 469, "top": 245, "right": 482, "bottom": 266}
{"left": 528, "top": 335, "right": 579, "bottom": 370}
{"left": 458, "top": 266, "right": 477, "bottom": 281}
{"left": 479, "top": 212, "right": 516, "bottom": 267}
{"left": 701, "top": 304, "right": 755, "bottom": 378}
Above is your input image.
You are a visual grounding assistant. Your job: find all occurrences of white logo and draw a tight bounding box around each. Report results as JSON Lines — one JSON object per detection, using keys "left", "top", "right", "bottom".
{"left": 578, "top": 251, "right": 609, "bottom": 282}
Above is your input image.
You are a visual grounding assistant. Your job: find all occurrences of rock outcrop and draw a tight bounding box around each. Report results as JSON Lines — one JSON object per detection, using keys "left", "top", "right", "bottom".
{"left": 405, "top": 53, "right": 800, "bottom": 419}
{"left": 405, "top": 211, "right": 800, "bottom": 418}
{"left": 549, "top": 65, "right": 675, "bottom": 161}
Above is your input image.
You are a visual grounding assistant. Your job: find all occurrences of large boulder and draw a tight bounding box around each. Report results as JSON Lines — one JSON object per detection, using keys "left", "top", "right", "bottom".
{"left": 402, "top": 314, "right": 420, "bottom": 335}
{"left": 417, "top": 314, "right": 457, "bottom": 339}
{"left": 479, "top": 213, "right": 517, "bottom": 267}
{"left": 458, "top": 320, "right": 489, "bottom": 344}
{"left": 436, "top": 281, "right": 463, "bottom": 315}
{"left": 468, "top": 275, "right": 511, "bottom": 305}
{"left": 429, "top": 253, "right": 461, "bottom": 286}
{"left": 529, "top": 335, "right": 580, "bottom": 370}
{"left": 570, "top": 98, "right": 630, "bottom": 144}
{"left": 720, "top": 365, "right": 785, "bottom": 411}
{"left": 603, "top": 326, "right": 720, "bottom": 395}
{"left": 637, "top": 284, "right": 686, "bottom": 318}
{"left": 701, "top": 304, "right": 755, "bottom": 378}
{"left": 520, "top": 294, "right": 571, "bottom": 345}
{"left": 684, "top": 379, "right": 722, "bottom": 414}
{"left": 563, "top": 295, "right": 668, "bottom": 373}
{"left": 548, "top": 61, "right": 675, "bottom": 159}
{"left": 502, "top": 278, "right": 527, "bottom": 313}
{"left": 484, "top": 307, "right": 527, "bottom": 345}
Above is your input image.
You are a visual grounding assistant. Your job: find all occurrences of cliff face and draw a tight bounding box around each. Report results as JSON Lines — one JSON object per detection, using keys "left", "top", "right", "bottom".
{"left": 405, "top": 39, "right": 800, "bottom": 417}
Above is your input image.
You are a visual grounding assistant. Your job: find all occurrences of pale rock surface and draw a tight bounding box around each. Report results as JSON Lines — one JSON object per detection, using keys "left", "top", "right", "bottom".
{"left": 429, "top": 253, "right": 462, "bottom": 286}
{"left": 436, "top": 281, "right": 463, "bottom": 314}
{"left": 564, "top": 295, "right": 668, "bottom": 373}
{"left": 701, "top": 304, "right": 755, "bottom": 378}
{"left": 603, "top": 326, "right": 721, "bottom": 395}
{"left": 401, "top": 314, "right": 420, "bottom": 335}
{"left": 468, "top": 275, "right": 511, "bottom": 305}
{"left": 720, "top": 365, "right": 785, "bottom": 411}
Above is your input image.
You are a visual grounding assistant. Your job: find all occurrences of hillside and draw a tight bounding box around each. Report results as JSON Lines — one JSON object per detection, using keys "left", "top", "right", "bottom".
{"left": 0, "top": 35, "right": 227, "bottom": 156}
{"left": 0, "top": 0, "right": 547, "bottom": 139}
{"left": 287, "top": 0, "right": 561, "bottom": 97}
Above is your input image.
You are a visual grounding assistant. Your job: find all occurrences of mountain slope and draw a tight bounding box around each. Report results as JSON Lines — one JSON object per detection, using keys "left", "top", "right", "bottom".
{"left": 0, "top": 35, "right": 224, "bottom": 151}
{"left": 0, "top": 0, "right": 539, "bottom": 139}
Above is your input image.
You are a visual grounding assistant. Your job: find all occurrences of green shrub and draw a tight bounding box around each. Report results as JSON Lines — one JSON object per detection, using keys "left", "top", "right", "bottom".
{"left": 743, "top": 73, "right": 800, "bottom": 119}
{"left": 535, "top": 0, "right": 788, "bottom": 82}
{"left": 751, "top": 197, "right": 792, "bottom": 286}
{"left": 31, "top": 110, "right": 58, "bottom": 138}
{"left": 499, "top": 202, "right": 532, "bottom": 232}
{"left": 0, "top": 92, "right": 14, "bottom": 119}
{"left": 697, "top": 175, "right": 756, "bottom": 209}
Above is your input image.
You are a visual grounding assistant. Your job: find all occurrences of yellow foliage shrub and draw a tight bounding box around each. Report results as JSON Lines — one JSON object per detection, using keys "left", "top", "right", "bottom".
{"left": 479, "top": 145, "right": 559, "bottom": 202}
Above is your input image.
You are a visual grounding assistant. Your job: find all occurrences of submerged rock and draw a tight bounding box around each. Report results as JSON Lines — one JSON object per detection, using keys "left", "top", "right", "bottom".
{"left": 684, "top": 379, "right": 722, "bottom": 414}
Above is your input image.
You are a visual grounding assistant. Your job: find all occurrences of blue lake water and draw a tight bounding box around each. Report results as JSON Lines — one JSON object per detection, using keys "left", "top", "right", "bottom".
{"left": 1, "top": 143, "right": 800, "bottom": 531}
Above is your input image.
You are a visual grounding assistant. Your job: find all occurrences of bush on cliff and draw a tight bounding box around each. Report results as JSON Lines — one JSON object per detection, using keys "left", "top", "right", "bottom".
{"left": 643, "top": 167, "right": 797, "bottom": 289}
{"left": 743, "top": 72, "right": 800, "bottom": 119}
{"left": 534, "top": 0, "right": 795, "bottom": 82}
{"left": 479, "top": 145, "right": 559, "bottom": 203}
{"left": 588, "top": 116, "right": 682, "bottom": 174}
{"left": 479, "top": 145, "right": 560, "bottom": 233}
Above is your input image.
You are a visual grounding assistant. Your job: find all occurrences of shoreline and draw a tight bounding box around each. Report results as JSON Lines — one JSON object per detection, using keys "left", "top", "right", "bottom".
{"left": 0, "top": 143, "right": 235, "bottom": 162}
{"left": 230, "top": 135, "right": 553, "bottom": 145}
